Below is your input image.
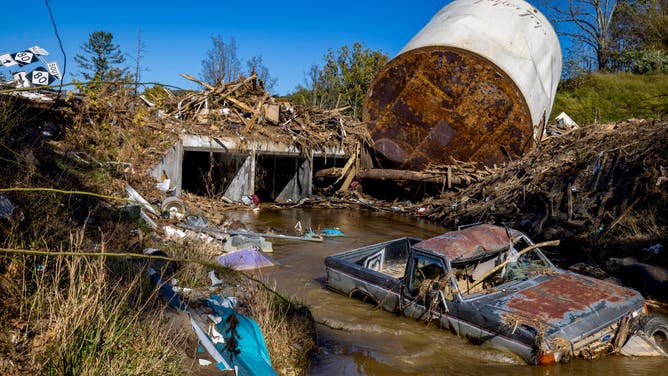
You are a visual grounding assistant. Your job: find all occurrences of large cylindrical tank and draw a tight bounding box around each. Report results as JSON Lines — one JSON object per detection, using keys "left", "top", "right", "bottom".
{"left": 364, "top": 0, "right": 561, "bottom": 170}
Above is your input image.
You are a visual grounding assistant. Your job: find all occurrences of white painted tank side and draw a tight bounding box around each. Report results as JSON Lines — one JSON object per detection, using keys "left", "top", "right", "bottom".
{"left": 400, "top": 0, "right": 562, "bottom": 130}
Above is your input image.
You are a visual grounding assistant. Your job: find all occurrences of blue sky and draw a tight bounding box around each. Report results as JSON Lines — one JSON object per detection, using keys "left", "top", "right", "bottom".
{"left": 1, "top": 0, "right": 558, "bottom": 95}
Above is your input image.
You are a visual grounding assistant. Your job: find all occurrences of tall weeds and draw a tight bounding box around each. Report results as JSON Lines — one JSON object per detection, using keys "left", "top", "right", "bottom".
{"left": 1, "top": 229, "right": 185, "bottom": 375}
{"left": 244, "top": 281, "right": 316, "bottom": 376}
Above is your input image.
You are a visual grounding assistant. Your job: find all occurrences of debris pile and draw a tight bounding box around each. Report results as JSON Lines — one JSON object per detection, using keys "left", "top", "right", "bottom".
{"left": 421, "top": 119, "right": 668, "bottom": 264}
{"left": 153, "top": 73, "right": 372, "bottom": 156}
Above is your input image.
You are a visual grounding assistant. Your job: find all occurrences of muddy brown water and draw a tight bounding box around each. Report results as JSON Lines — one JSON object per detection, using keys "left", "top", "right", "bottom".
{"left": 225, "top": 208, "right": 668, "bottom": 375}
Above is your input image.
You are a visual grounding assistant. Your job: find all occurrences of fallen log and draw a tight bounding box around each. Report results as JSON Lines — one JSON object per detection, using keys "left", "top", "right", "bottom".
{"left": 315, "top": 167, "right": 471, "bottom": 185}
{"left": 359, "top": 168, "right": 466, "bottom": 185}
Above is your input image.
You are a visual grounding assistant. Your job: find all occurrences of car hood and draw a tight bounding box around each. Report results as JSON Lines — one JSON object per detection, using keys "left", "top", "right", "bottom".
{"left": 478, "top": 272, "right": 644, "bottom": 342}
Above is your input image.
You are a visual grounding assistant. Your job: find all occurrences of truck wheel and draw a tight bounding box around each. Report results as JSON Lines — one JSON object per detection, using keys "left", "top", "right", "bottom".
{"left": 642, "top": 314, "right": 668, "bottom": 353}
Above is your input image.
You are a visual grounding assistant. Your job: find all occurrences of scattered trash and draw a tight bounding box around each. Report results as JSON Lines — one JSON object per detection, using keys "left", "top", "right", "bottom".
{"left": 240, "top": 194, "right": 260, "bottom": 207}
{"left": 241, "top": 195, "right": 253, "bottom": 206}
{"left": 643, "top": 244, "right": 663, "bottom": 255}
{"left": 554, "top": 112, "right": 580, "bottom": 131}
{"left": 147, "top": 267, "right": 188, "bottom": 311}
{"left": 186, "top": 214, "right": 209, "bottom": 227}
{"left": 224, "top": 234, "right": 273, "bottom": 254}
{"left": 124, "top": 183, "right": 159, "bottom": 229}
{"left": 179, "top": 223, "right": 324, "bottom": 243}
{"left": 146, "top": 261, "right": 276, "bottom": 375}
{"left": 143, "top": 248, "right": 176, "bottom": 277}
{"left": 161, "top": 196, "right": 188, "bottom": 219}
{"left": 209, "top": 270, "right": 224, "bottom": 287}
{"left": 197, "top": 359, "right": 212, "bottom": 366}
{"left": 217, "top": 247, "right": 275, "bottom": 271}
{"left": 125, "top": 183, "right": 158, "bottom": 215}
{"left": 163, "top": 225, "right": 187, "bottom": 239}
{"left": 320, "top": 228, "right": 344, "bottom": 237}
{"left": 417, "top": 206, "right": 431, "bottom": 216}
{"left": 0, "top": 194, "right": 15, "bottom": 219}
{"left": 156, "top": 178, "right": 171, "bottom": 192}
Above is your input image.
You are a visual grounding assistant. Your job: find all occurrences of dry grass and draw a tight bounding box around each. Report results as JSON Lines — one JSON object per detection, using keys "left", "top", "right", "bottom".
{"left": 243, "top": 281, "right": 316, "bottom": 376}
{"left": 0, "top": 228, "right": 186, "bottom": 375}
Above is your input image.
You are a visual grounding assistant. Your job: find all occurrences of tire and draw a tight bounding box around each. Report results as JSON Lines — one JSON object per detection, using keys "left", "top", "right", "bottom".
{"left": 161, "top": 196, "right": 188, "bottom": 217}
{"left": 641, "top": 314, "right": 668, "bottom": 354}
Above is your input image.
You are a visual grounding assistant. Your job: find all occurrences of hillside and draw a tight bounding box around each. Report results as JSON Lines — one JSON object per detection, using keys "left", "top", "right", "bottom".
{"left": 553, "top": 73, "right": 668, "bottom": 124}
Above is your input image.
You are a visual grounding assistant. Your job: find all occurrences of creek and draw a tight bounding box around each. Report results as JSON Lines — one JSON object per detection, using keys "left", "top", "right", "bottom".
{"left": 226, "top": 208, "right": 668, "bottom": 375}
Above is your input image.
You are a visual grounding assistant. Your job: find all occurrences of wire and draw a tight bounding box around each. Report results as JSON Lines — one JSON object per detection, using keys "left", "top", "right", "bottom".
{"left": 44, "top": 0, "right": 66, "bottom": 101}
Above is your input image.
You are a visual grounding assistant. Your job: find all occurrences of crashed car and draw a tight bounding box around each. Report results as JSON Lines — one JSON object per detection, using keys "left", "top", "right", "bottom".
{"left": 324, "top": 224, "right": 668, "bottom": 364}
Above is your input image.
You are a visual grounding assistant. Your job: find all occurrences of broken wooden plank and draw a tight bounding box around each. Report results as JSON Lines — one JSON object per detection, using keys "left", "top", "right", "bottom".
{"left": 245, "top": 92, "right": 270, "bottom": 130}
{"left": 224, "top": 96, "right": 255, "bottom": 113}
{"left": 180, "top": 73, "right": 215, "bottom": 91}
{"left": 338, "top": 144, "right": 359, "bottom": 192}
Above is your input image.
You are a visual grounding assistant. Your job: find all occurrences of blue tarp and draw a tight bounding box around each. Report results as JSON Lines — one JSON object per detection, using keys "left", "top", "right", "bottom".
{"left": 148, "top": 267, "right": 276, "bottom": 375}
{"left": 320, "top": 228, "right": 345, "bottom": 237}
{"left": 206, "top": 296, "right": 276, "bottom": 376}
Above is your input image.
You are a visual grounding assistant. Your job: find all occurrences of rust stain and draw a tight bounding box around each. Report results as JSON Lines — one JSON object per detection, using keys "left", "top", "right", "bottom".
{"left": 364, "top": 46, "right": 533, "bottom": 170}
{"left": 414, "top": 224, "right": 517, "bottom": 260}
{"left": 503, "top": 273, "right": 639, "bottom": 323}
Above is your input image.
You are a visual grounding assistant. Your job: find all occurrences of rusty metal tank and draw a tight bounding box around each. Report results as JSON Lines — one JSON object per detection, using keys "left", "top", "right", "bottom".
{"left": 364, "top": 0, "right": 562, "bottom": 170}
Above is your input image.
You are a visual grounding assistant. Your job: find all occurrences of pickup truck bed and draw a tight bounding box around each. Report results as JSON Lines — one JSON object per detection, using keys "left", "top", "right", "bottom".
{"left": 325, "top": 237, "right": 421, "bottom": 312}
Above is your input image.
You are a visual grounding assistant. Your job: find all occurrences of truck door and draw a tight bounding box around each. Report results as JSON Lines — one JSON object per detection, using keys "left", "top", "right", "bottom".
{"left": 402, "top": 252, "right": 449, "bottom": 319}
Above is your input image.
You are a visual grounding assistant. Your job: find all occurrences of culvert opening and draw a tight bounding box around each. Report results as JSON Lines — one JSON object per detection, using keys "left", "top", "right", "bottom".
{"left": 312, "top": 156, "right": 347, "bottom": 194}
{"left": 181, "top": 150, "right": 248, "bottom": 197}
{"left": 255, "top": 154, "right": 305, "bottom": 202}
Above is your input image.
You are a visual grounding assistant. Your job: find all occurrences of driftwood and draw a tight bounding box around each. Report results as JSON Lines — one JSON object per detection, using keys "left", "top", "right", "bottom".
{"left": 315, "top": 168, "right": 469, "bottom": 185}
{"left": 467, "top": 240, "right": 560, "bottom": 292}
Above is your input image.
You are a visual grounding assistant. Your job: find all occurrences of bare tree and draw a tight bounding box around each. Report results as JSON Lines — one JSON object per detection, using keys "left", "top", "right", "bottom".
{"left": 245, "top": 55, "right": 277, "bottom": 92}
{"left": 553, "top": 0, "right": 618, "bottom": 70}
{"left": 201, "top": 35, "right": 241, "bottom": 86}
{"left": 133, "top": 29, "right": 148, "bottom": 83}
{"left": 304, "top": 63, "right": 320, "bottom": 106}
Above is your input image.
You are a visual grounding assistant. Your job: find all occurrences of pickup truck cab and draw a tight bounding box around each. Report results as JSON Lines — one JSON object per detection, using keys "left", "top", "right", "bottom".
{"left": 325, "top": 224, "right": 659, "bottom": 364}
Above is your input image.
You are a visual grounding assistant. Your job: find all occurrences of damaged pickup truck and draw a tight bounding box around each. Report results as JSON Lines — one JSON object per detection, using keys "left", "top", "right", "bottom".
{"left": 324, "top": 224, "right": 668, "bottom": 364}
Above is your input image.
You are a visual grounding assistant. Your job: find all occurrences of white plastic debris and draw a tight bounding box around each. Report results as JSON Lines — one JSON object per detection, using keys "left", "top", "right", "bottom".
{"left": 208, "top": 270, "right": 224, "bottom": 287}
{"left": 555, "top": 112, "right": 579, "bottom": 130}
{"left": 156, "top": 178, "right": 171, "bottom": 192}
{"left": 163, "top": 226, "right": 187, "bottom": 239}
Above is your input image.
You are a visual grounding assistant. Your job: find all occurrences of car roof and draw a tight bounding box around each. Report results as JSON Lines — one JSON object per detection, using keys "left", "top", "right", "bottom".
{"left": 413, "top": 224, "right": 521, "bottom": 262}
